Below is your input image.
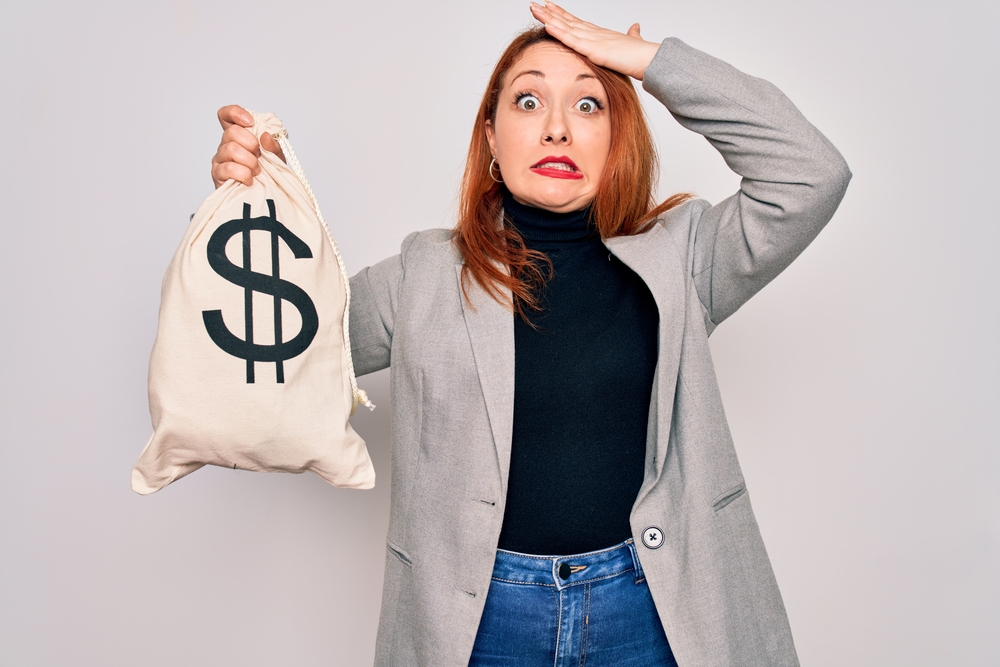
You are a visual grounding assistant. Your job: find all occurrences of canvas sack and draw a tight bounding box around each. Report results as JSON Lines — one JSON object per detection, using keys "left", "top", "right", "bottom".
{"left": 132, "top": 111, "right": 374, "bottom": 495}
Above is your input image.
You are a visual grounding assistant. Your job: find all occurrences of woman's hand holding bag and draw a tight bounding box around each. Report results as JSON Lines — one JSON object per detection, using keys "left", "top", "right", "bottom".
{"left": 211, "top": 105, "right": 286, "bottom": 187}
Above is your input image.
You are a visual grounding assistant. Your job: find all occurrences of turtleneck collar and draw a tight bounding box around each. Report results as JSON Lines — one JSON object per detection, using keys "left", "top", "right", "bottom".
{"left": 502, "top": 190, "right": 595, "bottom": 243}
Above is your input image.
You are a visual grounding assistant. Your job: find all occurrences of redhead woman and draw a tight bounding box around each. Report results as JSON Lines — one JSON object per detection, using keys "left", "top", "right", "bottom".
{"left": 211, "top": 3, "right": 850, "bottom": 666}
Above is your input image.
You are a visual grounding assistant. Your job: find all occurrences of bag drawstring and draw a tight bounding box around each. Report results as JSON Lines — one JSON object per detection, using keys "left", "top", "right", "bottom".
{"left": 271, "top": 129, "right": 374, "bottom": 414}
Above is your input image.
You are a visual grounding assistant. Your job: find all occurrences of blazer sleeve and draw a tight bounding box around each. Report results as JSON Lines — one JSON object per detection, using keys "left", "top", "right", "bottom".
{"left": 642, "top": 38, "right": 852, "bottom": 328}
{"left": 347, "top": 231, "right": 419, "bottom": 376}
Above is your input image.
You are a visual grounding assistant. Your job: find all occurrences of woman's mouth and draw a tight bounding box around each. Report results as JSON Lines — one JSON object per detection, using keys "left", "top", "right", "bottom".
{"left": 530, "top": 156, "right": 584, "bottom": 180}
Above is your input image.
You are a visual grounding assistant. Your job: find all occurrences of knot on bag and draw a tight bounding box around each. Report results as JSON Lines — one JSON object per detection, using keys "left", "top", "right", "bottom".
{"left": 247, "top": 110, "right": 288, "bottom": 147}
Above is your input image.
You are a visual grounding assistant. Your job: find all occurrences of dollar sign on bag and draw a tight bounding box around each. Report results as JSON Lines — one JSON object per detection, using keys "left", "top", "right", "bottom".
{"left": 202, "top": 199, "right": 319, "bottom": 383}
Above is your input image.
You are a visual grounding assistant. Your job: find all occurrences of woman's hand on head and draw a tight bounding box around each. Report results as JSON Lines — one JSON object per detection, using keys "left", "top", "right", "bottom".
{"left": 529, "top": 2, "right": 660, "bottom": 81}
{"left": 211, "top": 105, "right": 286, "bottom": 188}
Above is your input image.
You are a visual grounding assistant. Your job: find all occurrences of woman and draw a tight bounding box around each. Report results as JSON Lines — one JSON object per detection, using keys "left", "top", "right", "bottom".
{"left": 211, "top": 3, "right": 850, "bottom": 666}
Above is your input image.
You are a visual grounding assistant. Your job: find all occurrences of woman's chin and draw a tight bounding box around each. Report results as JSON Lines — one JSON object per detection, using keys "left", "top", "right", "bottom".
{"left": 508, "top": 184, "right": 595, "bottom": 213}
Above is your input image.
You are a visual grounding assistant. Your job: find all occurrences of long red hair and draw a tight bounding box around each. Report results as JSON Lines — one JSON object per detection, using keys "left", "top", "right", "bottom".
{"left": 453, "top": 27, "right": 691, "bottom": 318}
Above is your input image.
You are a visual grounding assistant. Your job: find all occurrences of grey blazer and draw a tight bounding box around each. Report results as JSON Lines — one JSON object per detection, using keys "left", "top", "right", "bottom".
{"left": 348, "top": 37, "right": 851, "bottom": 667}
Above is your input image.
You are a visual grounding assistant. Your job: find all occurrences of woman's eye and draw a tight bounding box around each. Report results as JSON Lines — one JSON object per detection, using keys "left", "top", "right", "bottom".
{"left": 575, "top": 98, "right": 599, "bottom": 113}
{"left": 516, "top": 94, "right": 540, "bottom": 111}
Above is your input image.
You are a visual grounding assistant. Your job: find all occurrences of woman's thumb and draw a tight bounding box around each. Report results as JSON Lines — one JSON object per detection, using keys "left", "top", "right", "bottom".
{"left": 260, "top": 132, "right": 286, "bottom": 163}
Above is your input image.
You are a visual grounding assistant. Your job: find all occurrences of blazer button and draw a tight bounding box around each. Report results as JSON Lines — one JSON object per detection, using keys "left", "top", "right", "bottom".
{"left": 642, "top": 526, "right": 664, "bottom": 549}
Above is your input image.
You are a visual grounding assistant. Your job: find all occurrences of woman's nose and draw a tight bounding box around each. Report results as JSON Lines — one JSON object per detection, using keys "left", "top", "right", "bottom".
{"left": 542, "top": 110, "right": 570, "bottom": 144}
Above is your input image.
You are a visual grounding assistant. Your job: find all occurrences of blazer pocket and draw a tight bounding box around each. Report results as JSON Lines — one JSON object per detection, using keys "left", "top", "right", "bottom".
{"left": 712, "top": 481, "right": 747, "bottom": 513}
{"left": 386, "top": 539, "right": 413, "bottom": 568}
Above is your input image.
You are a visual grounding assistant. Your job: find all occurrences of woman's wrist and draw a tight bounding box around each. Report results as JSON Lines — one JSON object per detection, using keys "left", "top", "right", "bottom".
{"left": 631, "top": 40, "right": 662, "bottom": 80}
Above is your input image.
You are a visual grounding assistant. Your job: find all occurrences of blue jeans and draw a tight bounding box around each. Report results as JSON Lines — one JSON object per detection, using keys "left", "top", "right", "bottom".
{"left": 469, "top": 539, "right": 678, "bottom": 666}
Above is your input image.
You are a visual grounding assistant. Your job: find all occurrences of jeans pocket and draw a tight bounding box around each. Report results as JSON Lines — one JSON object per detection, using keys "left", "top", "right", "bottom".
{"left": 712, "top": 481, "right": 747, "bottom": 512}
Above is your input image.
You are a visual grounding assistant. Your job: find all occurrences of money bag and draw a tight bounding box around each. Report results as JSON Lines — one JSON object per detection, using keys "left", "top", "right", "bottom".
{"left": 132, "top": 111, "right": 374, "bottom": 495}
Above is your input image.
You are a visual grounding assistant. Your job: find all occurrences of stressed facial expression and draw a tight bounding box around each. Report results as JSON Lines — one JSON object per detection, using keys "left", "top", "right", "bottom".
{"left": 486, "top": 42, "right": 611, "bottom": 213}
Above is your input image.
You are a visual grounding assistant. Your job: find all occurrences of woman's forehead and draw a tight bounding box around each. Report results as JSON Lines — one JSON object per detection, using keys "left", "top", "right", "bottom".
{"left": 504, "top": 42, "right": 600, "bottom": 90}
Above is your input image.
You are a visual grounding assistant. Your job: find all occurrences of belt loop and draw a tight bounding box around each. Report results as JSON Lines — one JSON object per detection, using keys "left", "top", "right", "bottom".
{"left": 627, "top": 539, "right": 645, "bottom": 582}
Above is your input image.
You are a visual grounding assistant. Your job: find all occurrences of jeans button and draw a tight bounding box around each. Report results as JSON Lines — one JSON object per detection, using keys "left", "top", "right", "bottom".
{"left": 558, "top": 562, "right": 571, "bottom": 580}
{"left": 642, "top": 526, "right": 664, "bottom": 549}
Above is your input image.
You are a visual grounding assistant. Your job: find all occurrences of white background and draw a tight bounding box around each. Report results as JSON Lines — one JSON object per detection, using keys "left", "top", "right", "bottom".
{"left": 1, "top": 0, "right": 997, "bottom": 664}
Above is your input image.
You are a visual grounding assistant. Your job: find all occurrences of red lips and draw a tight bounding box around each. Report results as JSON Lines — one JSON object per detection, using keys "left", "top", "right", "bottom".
{"left": 530, "top": 155, "right": 584, "bottom": 180}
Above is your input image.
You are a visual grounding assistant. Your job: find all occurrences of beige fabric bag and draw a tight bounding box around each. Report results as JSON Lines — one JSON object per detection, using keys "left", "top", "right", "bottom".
{"left": 132, "top": 111, "right": 374, "bottom": 495}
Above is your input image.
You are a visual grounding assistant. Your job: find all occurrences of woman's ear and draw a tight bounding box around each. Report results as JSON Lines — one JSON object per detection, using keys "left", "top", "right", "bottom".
{"left": 485, "top": 119, "right": 497, "bottom": 156}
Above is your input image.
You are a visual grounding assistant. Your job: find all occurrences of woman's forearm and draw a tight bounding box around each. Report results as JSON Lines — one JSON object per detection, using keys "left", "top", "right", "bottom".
{"left": 643, "top": 38, "right": 852, "bottom": 325}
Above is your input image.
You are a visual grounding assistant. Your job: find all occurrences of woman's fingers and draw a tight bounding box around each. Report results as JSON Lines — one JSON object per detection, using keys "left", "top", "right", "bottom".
{"left": 259, "top": 132, "right": 286, "bottom": 164}
{"left": 530, "top": 6, "right": 593, "bottom": 57}
{"left": 530, "top": 4, "right": 574, "bottom": 34}
{"left": 213, "top": 160, "right": 255, "bottom": 188}
{"left": 221, "top": 124, "right": 261, "bottom": 157}
{"left": 530, "top": 2, "right": 614, "bottom": 53}
{"left": 213, "top": 106, "right": 257, "bottom": 187}
{"left": 534, "top": 14, "right": 581, "bottom": 50}
{"left": 218, "top": 104, "right": 253, "bottom": 130}
{"left": 217, "top": 140, "right": 260, "bottom": 171}
{"left": 529, "top": 2, "right": 659, "bottom": 80}
{"left": 212, "top": 104, "right": 291, "bottom": 187}
{"left": 532, "top": 3, "right": 599, "bottom": 40}
{"left": 539, "top": 2, "right": 592, "bottom": 29}
{"left": 212, "top": 140, "right": 260, "bottom": 187}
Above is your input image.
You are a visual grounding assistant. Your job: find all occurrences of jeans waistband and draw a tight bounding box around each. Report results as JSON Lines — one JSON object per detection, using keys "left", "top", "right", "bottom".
{"left": 492, "top": 539, "right": 643, "bottom": 589}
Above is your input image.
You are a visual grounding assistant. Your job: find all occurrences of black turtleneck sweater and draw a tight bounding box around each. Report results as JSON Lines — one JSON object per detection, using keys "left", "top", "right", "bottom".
{"left": 496, "top": 193, "right": 660, "bottom": 556}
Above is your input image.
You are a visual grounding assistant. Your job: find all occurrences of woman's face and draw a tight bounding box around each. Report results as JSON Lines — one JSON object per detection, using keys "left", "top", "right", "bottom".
{"left": 486, "top": 42, "right": 611, "bottom": 213}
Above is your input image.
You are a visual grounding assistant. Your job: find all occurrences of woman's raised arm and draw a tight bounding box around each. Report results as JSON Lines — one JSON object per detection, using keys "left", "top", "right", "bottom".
{"left": 532, "top": 2, "right": 851, "bottom": 328}
{"left": 640, "top": 39, "right": 851, "bottom": 327}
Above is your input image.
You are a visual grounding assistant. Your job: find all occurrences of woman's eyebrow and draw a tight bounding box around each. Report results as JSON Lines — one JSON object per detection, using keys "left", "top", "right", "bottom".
{"left": 510, "top": 69, "right": 545, "bottom": 86}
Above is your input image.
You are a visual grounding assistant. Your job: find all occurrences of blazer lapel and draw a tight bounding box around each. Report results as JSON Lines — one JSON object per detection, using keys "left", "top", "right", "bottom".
{"left": 456, "top": 265, "right": 516, "bottom": 490}
{"left": 455, "top": 224, "right": 685, "bottom": 493}
{"left": 605, "top": 224, "right": 687, "bottom": 488}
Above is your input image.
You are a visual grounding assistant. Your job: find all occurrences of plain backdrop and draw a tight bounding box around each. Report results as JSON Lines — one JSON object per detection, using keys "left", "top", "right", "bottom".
{"left": 1, "top": 1, "right": 997, "bottom": 665}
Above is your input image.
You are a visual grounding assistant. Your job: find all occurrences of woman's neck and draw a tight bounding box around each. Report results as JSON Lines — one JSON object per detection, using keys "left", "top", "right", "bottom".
{"left": 502, "top": 191, "right": 594, "bottom": 243}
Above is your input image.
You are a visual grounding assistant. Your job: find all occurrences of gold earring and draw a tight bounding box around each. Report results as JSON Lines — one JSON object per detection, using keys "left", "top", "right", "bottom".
{"left": 489, "top": 156, "right": 503, "bottom": 183}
